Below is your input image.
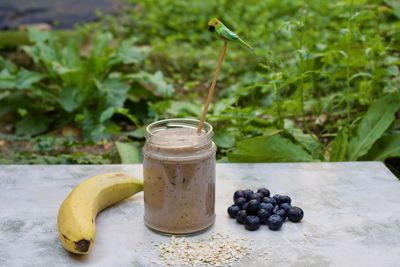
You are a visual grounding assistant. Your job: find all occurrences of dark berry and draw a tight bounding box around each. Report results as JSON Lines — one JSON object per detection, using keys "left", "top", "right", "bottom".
{"left": 257, "top": 188, "right": 270, "bottom": 198}
{"left": 243, "top": 189, "right": 254, "bottom": 201}
{"left": 227, "top": 205, "right": 241, "bottom": 218}
{"left": 257, "top": 209, "right": 271, "bottom": 224}
{"left": 246, "top": 199, "right": 260, "bottom": 215}
{"left": 272, "top": 194, "right": 283, "bottom": 204}
{"left": 263, "top": 197, "right": 277, "bottom": 207}
{"left": 242, "top": 202, "right": 249, "bottom": 211}
{"left": 273, "top": 208, "right": 287, "bottom": 221}
{"left": 233, "top": 190, "right": 245, "bottom": 201}
{"left": 244, "top": 216, "right": 261, "bottom": 231}
{"left": 235, "top": 210, "right": 247, "bottom": 224}
{"left": 234, "top": 197, "right": 247, "bottom": 208}
{"left": 267, "top": 215, "right": 283, "bottom": 231}
{"left": 248, "top": 193, "right": 263, "bottom": 202}
{"left": 259, "top": 202, "right": 274, "bottom": 212}
{"left": 279, "top": 203, "right": 292, "bottom": 211}
{"left": 279, "top": 195, "right": 291, "bottom": 205}
{"left": 287, "top": 207, "right": 304, "bottom": 223}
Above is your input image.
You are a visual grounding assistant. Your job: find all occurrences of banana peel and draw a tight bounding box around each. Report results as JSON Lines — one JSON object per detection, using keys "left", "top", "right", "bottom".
{"left": 57, "top": 172, "right": 143, "bottom": 254}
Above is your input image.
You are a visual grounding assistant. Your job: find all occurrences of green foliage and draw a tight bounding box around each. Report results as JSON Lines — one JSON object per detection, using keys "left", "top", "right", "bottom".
{"left": 115, "top": 141, "right": 141, "bottom": 163}
{"left": 228, "top": 135, "right": 315, "bottom": 162}
{"left": 126, "top": 0, "right": 400, "bottom": 165}
{"left": 0, "top": 134, "right": 113, "bottom": 164}
{"left": 330, "top": 127, "right": 349, "bottom": 162}
{"left": 0, "top": 0, "right": 399, "bottom": 168}
{"left": 363, "top": 134, "right": 400, "bottom": 161}
{"left": 0, "top": 27, "right": 171, "bottom": 142}
{"left": 348, "top": 93, "right": 400, "bottom": 160}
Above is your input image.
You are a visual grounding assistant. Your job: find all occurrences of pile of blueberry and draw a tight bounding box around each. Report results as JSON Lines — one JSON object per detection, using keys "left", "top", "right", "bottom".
{"left": 227, "top": 188, "right": 304, "bottom": 231}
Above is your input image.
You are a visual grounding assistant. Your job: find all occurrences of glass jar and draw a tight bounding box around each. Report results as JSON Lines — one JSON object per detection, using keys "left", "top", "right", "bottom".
{"left": 143, "top": 118, "right": 216, "bottom": 235}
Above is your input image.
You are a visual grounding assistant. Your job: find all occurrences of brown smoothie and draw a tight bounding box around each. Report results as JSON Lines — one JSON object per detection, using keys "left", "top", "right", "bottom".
{"left": 143, "top": 126, "right": 216, "bottom": 234}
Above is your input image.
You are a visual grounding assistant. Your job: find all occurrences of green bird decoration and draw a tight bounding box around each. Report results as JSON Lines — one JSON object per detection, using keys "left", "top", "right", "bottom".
{"left": 208, "top": 18, "right": 253, "bottom": 50}
{"left": 198, "top": 17, "right": 252, "bottom": 132}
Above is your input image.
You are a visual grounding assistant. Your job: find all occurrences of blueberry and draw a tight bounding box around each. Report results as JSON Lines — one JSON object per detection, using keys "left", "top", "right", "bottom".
{"left": 242, "top": 202, "right": 249, "bottom": 211}
{"left": 287, "top": 207, "right": 304, "bottom": 223}
{"left": 279, "top": 195, "right": 291, "bottom": 205}
{"left": 267, "top": 215, "right": 284, "bottom": 231}
{"left": 243, "top": 189, "right": 254, "bottom": 200}
{"left": 227, "top": 205, "right": 241, "bottom": 218}
{"left": 262, "top": 197, "right": 277, "bottom": 207}
{"left": 235, "top": 210, "right": 247, "bottom": 224}
{"left": 273, "top": 208, "right": 287, "bottom": 221}
{"left": 246, "top": 199, "right": 260, "bottom": 215}
{"left": 244, "top": 215, "right": 261, "bottom": 231}
{"left": 272, "top": 194, "right": 282, "bottom": 204}
{"left": 257, "top": 188, "right": 270, "bottom": 198}
{"left": 257, "top": 209, "right": 271, "bottom": 224}
{"left": 259, "top": 202, "right": 274, "bottom": 212}
{"left": 233, "top": 190, "right": 245, "bottom": 201}
{"left": 248, "top": 193, "right": 263, "bottom": 202}
{"left": 279, "top": 203, "right": 292, "bottom": 211}
{"left": 272, "top": 194, "right": 281, "bottom": 201}
{"left": 234, "top": 197, "right": 247, "bottom": 208}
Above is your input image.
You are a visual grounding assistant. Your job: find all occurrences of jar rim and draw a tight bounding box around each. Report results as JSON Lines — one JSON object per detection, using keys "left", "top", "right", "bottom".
{"left": 144, "top": 118, "right": 215, "bottom": 161}
{"left": 145, "top": 118, "right": 213, "bottom": 149}
{"left": 146, "top": 118, "right": 213, "bottom": 136}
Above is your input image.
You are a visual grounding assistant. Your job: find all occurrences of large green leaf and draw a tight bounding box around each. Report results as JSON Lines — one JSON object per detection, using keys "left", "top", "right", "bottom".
{"left": 0, "top": 92, "right": 25, "bottom": 117}
{"left": 100, "top": 107, "right": 114, "bottom": 123}
{"left": 348, "top": 93, "right": 400, "bottom": 160}
{"left": 330, "top": 127, "right": 348, "bottom": 161}
{"left": 79, "top": 109, "right": 111, "bottom": 142}
{"left": 227, "top": 135, "right": 314, "bottom": 162}
{"left": 88, "top": 33, "right": 113, "bottom": 75}
{"left": 23, "top": 28, "right": 58, "bottom": 67}
{"left": 362, "top": 134, "right": 400, "bottom": 161}
{"left": 15, "top": 69, "right": 45, "bottom": 89}
{"left": 214, "top": 128, "right": 236, "bottom": 148}
{"left": 0, "top": 56, "right": 17, "bottom": 73}
{"left": 385, "top": 0, "right": 400, "bottom": 18}
{"left": 115, "top": 141, "right": 141, "bottom": 163}
{"left": 111, "top": 38, "right": 147, "bottom": 65}
{"left": 286, "top": 128, "right": 323, "bottom": 160}
{"left": 58, "top": 86, "right": 83, "bottom": 112}
{"left": 147, "top": 71, "right": 174, "bottom": 98}
{"left": 128, "top": 71, "right": 174, "bottom": 98}
{"left": 0, "top": 68, "right": 44, "bottom": 90}
{"left": 0, "top": 69, "right": 16, "bottom": 89}
{"left": 97, "top": 78, "right": 130, "bottom": 108}
{"left": 113, "top": 108, "right": 140, "bottom": 126}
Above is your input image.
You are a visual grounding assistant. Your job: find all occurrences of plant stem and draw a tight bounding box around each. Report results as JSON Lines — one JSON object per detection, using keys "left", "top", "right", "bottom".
{"left": 298, "top": 7, "right": 308, "bottom": 132}
{"left": 197, "top": 41, "right": 228, "bottom": 133}
{"left": 273, "top": 80, "right": 283, "bottom": 128}
{"left": 345, "top": 0, "right": 354, "bottom": 129}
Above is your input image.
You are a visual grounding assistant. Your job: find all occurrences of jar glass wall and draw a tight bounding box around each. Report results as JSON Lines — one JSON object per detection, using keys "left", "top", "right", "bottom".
{"left": 143, "top": 118, "right": 216, "bottom": 234}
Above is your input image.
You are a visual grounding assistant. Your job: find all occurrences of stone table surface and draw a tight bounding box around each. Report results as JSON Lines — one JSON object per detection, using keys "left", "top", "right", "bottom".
{"left": 1, "top": 162, "right": 400, "bottom": 267}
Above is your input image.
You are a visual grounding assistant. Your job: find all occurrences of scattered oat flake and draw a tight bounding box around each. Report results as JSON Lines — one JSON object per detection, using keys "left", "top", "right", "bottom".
{"left": 157, "top": 233, "right": 251, "bottom": 266}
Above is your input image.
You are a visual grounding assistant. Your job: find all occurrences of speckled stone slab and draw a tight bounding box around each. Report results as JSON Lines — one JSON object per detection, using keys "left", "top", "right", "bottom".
{"left": 1, "top": 163, "right": 399, "bottom": 267}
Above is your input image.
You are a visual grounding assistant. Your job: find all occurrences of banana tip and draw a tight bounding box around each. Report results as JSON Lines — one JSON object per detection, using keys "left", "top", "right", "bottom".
{"left": 74, "top": 239, "right": 91, "bottom": 254}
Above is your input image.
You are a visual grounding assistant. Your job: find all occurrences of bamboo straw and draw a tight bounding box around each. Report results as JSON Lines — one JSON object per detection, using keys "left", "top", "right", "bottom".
{"left": 197, "top": 41, "right": 228, "bottom": 133}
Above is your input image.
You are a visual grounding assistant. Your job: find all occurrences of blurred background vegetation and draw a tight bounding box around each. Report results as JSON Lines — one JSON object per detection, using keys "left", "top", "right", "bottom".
{"left": 0, "top": 0, "right": 399, "bottom": 175}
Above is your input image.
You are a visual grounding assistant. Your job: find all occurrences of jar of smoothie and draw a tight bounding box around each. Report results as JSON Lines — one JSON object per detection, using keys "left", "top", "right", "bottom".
{"left": 143, "top": 118, "right": 216, "bottom": 234}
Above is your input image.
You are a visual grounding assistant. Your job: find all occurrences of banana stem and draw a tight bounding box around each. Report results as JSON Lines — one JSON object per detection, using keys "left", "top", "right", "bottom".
{"left": 197, "top": 41, "right": 228, "bottom": 133}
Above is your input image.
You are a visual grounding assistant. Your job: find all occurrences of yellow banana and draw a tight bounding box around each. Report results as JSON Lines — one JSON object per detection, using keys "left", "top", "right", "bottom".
{"left": 57, "top": 172, "right": 143, "bottom": 254}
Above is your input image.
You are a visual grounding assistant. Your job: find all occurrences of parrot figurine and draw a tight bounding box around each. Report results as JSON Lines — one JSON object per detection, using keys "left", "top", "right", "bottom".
{"left": 208, "top": 18, "right": 253, "bottom": 50}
